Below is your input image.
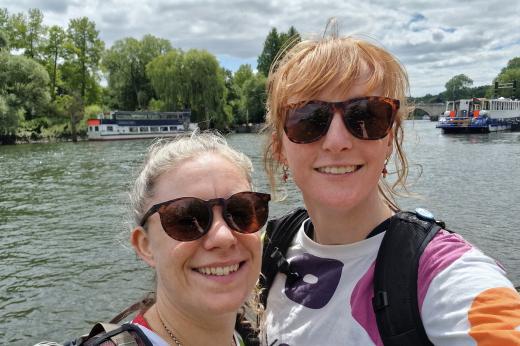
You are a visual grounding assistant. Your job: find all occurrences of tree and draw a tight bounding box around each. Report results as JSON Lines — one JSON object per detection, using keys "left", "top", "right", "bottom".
{"left": 103, "top": 35, "right": 172, "bottom": 110}
{"left": 0, "top": 30, "right": 7, "bottom": 51}
{"left": 25, "top": 8, "right": 46, "bottom": 60}
{"left": 257, "top": 26, "right": 301, "bottom": 77}
{"left": 445, "top": 74, "right": 473, "bottom": 100}
{"left": 42, "top": 25, "right": 66, "bottom": 100}
{"left": 183, "top": 49, "right": 228, "bottom": 128}
{"left": 0, "top": 53, "right": 50, "bottom": 120}
{"left": 279, "top": 25, "right": 301, "bottom": 53}
{"left": 146, "top": 49, "right": 186, "bottom": 111}
{"left": 257, "top": 28, "right": 280, "bottom": 77}
{"left": 242, "top": 73, "right": 267, "bottom": 123}
{"left": 7, "top": 12, "right": 27, "bottom": 52}
{"left": 0, "top": 94, "right": 23, "bottom": 144}
{"left": 64, "top": 17, "right": 104, "bottom": 103}
{"left": 494, "top": 57, "right": 520, "bottom": 99}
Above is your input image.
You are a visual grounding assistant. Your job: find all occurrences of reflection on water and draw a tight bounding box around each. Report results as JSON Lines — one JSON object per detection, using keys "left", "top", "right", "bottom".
{"left": 1, "top": 121, "right": 519, "bottom": 345}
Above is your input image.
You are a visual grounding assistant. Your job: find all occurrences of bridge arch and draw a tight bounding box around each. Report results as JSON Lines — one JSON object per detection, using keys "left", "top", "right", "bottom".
{"left": 413, "top": 103, "right": 445, "bottom": 117}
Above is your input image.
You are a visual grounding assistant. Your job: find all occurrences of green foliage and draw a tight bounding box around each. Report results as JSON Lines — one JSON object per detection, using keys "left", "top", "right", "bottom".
{"left": 84, "top": 104, "right": 102, "bottom": 119}
{"left": 64, "top": 17, "right": 104, "bottom": 101}
{"left": 494, "top": 57, "right": 520, "bottom": 99}
{"left": 0, "top": 30, "right": 8, "bottom": 51}
{"left": 228, "top": 64, "right": 266, "bottom": 124}
{"left": 242, "top": 73, "right": 267, "bottom": 123}
{"left": 148, "top": 98, "right": 165, "bottom": 111}
{"left": 146, "top": 49, "right": 186, "bottom": 111}
{"left": 42, "top": 25, "right": 66, "bottom": 100}
{"left": 183, "top": 49, "right": 228, "bottom": 128}
{"left": 257, "top": 26, "right": 301, "bottom": 76}
{"left": 257, "top": 28, "right": 280, "bottom": 77}
{"left": 444, "top": 74, "right": 473, "bottom": 100}
{"left": 0, "top": 53, "right": 50, "bottom": 120}
{"left": 0, "top": 94, "right": 22, "bottom": 136}
{"left": 103, "top": 35, "right": 172, "bottom": 110}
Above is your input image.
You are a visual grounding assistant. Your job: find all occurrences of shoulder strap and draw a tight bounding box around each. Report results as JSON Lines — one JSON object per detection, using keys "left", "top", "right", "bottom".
{"left": 259, "top": 207, "right": 308, "bottom": 307}
{"left": 372, "top": 211, "right": 442, "bottom": 346}
{"left": 64, "top": 322, "right": 152, "bottom": 346}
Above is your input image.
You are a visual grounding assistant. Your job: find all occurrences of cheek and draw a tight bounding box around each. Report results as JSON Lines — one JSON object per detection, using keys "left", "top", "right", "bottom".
{"left": 241, "top": 233, "right": 262, "bottom": 261}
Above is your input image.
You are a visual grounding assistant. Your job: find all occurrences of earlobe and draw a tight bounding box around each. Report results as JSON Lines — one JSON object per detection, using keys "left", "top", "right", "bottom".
{"left": 130, "top": 226, "right": 156, "bottom": 268}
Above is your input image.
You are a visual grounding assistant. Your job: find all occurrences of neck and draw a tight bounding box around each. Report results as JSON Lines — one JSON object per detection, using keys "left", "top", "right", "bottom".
{"left": 145, "top": 299, "right": 236, "bottom": 346}
{"left": 306, "top": 191, "right": 394, "bottom": 245}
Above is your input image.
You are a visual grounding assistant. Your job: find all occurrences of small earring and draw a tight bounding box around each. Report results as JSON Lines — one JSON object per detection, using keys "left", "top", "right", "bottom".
{"left": 382, "top": 159, "right": 389, "bottom": 178}
{"left": 282, "top": 164, "right": 289, "bottom": 183}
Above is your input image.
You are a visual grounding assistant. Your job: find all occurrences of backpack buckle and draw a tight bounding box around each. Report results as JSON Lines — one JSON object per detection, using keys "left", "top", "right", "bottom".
{"left": 372, "top": 290, "right": 389, "bottom": 311}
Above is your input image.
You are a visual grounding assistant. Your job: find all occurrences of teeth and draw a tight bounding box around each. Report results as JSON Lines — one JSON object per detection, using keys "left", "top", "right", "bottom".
{"left": 197, "top": 263, "right": 240, "bottom": 276}
{"left": 317, "top": 166, "right": 358, "bottom": 174}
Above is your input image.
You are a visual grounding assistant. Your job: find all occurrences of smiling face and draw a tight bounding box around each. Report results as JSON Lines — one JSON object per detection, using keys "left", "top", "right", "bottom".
{"left": 280, "top": 66, "right": 394, "bottom": 217}
{"left": 131, "top": 153, "right": 262, "bottom": 317}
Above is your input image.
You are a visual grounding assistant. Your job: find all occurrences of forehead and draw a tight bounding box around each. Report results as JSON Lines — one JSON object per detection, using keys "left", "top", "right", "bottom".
{"left": 152, "top": 153, "right": 250, "bottom": 203}
{"left": 287, "top": 66, "right": 383, "bottom": 104}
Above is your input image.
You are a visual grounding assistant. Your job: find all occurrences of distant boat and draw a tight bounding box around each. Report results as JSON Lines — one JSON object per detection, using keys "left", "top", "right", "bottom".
{"left": 436, "top": 97, "right": 520, "bottom": 133}
{"left": 87, "top": 110, "right": 193, "bottom": 140}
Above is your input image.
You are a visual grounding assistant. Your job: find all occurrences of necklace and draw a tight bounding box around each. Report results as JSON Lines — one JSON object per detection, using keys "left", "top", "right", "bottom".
{"left": 156, "top": 307, "right": 183, "bottom": 346}
{"left": 155, "top": 306, "right": 236, "bottom": 346}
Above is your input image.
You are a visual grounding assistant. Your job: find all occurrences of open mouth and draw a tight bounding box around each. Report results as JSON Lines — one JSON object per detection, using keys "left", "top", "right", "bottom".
{"left": 195, "top": 262, "right": 244, "bottom": 276}
{"left": 315, "top": 165, "right": 361, "bottom": 175}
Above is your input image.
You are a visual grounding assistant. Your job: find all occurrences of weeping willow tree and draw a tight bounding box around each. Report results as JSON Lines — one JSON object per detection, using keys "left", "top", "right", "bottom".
{"left": 146, "top": 48, "right": 230, "bottom": 129}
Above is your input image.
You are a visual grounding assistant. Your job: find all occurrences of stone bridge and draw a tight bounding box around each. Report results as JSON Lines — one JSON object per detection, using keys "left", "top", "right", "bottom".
{"left": 413, "top": 103, "right": 446, "bottom": 116}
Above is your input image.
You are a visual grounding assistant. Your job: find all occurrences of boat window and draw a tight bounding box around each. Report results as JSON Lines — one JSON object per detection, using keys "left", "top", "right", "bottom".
{"left": 129, "top": 127, "right": 138, "bottom": 133}
{"left": 95, "top": 126, "right": 99, "bottom": 132}
{"left": 89, "top": 126, "right": 92, "bottom": 132}
{"left": 161, "top": 126, "right": 169, "bottom": 132}
{"left": 107, "top": 126, "right": 113, "bottom": 132}
{"left": 150, "top": 127, "right": 159, "bottom": 132}
{"left": 169, "top": 126, "right": 178, "bottom": 131}
{"left": 139, "top": 127, "right": 149, "bottom": 132}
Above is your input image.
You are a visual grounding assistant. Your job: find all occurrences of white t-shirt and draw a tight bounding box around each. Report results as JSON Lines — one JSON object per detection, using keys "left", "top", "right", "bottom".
{"left": 266, "top": 218, "right": 520, "bottom": 345}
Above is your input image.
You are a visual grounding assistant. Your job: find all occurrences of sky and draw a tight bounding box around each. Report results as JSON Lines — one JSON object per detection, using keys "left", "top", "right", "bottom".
{"left": 2, "top": 0, "right": 520, "bottom": 97}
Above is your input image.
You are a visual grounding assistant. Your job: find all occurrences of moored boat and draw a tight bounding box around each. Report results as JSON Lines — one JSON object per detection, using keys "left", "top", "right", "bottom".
{"left": 436, "top": 97, "right": 520, "bottom": 134}
{"left": 87, "top": 110, "right": 192, "bottom": 140}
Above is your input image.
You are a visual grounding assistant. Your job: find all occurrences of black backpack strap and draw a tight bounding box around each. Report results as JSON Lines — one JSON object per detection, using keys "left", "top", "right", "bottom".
{"left": 235, "top": 314, "right": 260, "bottom": 346}
{"left": 259, "top": 207, "right": 309, "bottom": 307}
{"left": 372, "top": 210, "right": 442, "bottom": 346}
{"left": 236, "top": 207, "right": 308, "bottom": 346}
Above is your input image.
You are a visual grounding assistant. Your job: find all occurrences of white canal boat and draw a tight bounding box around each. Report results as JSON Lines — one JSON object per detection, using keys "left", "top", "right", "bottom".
{"left": 87, "top": 110, "right": 192, "bottom": 140}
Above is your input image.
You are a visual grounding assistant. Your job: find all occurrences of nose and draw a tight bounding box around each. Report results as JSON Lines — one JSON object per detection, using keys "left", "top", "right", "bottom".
{"left": 321, "top": 109, "right": 354, "bottom": 152}
{"left": 202, "top": 206, "right": 237, "bottom": 250}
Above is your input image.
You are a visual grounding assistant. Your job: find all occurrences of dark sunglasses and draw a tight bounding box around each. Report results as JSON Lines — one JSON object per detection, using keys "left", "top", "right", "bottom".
{"left": 284, "top": 96, "right": 400, "bottom": 143}
{"left": 140, "top": 191, "right": 271, "bottom": 241}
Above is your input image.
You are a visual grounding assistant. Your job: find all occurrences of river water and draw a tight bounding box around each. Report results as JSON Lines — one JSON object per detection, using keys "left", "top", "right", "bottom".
{"left": 1, "top": 121, "right": 519, "bottom": 345}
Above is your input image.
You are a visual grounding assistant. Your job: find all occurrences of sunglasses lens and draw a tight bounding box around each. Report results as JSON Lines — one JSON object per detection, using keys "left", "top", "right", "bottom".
{"left": 158, "top": 198, "right": 210, "bottom": 241}
{"left": 343, "top": 98, "right": 395, "bottom": 139}
{"left": 225, "top": 192, "right": 269, "bottom": 234}
{"left": 285, "top": 103, "right": 330, "bottom": 143}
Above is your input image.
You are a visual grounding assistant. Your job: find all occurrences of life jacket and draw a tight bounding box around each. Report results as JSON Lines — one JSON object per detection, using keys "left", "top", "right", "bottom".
{"left": 258, "top": 208, "right": 447, "bottom": 346}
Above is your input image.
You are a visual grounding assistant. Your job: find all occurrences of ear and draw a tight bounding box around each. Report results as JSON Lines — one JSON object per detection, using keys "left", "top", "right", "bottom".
{"left": 130, "top": 226, "right": 156, "bottom": 268}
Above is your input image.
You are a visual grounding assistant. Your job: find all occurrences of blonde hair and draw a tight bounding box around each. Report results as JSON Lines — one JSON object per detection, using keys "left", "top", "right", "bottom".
{"left": 263, "top": 22, "right": 410, "bottom": 209}
{"left": 130, "top": 130, "right": 253, "bottom": 226}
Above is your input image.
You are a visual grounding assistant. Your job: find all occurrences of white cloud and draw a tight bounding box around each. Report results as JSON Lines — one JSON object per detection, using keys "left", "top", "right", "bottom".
{"left": 3, "top": 0, "right": 520, "bottom": 96}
